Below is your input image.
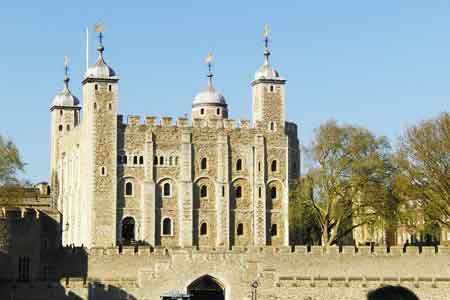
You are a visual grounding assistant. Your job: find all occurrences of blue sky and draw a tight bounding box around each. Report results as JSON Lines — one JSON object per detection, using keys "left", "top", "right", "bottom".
{"left": 0, "top": 1, "right": 449, "bottom": 182}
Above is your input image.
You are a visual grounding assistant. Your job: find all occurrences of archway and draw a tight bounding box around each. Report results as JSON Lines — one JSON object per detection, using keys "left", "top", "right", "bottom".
{"left": 187, "top": 275, "right": 225, "bottom": 300}
{"left": 121, "top": 217, "right": 135, "bottom": 244}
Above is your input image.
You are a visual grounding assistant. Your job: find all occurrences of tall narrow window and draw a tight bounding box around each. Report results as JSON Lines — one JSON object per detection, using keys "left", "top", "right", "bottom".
{"left": 58, "top": 125, "right": 63, "bottom": 132}
{"left": 160, "top": 156, "right": 164, "bottom": 165}
{"left": 258, "top": 187, "right": 262, "bottom": 198}
{"left": 94, "top": 102, "right": 97, "bottom": 110}
{"left": 271, "top": 224, "right": 278, "bottom": 236}
{"left": 271, "top": 160, "right": 277, "bottom": 172}
{"left": 123, "top": 155, "right": 128, "bottom": 165}
{"left": 169, "top": 157, "right": 173, "bottom": 165}
{"left": 270, "top": 122, "right": 275, "bottom": 131}
{"left": 154, "top": 156, "right": 158, "bottom": 165}
{"left": 235, "top": 186, "right": 242, "bottom": 198}
{"left": 175, "top": 157, "right": 179, "bottom": 165}
{"left": 200, "top": 223, "right": 208, "bottom": 235}
{"left": 95, "top": 84, "right": 98, "bottom": 91}
{"left": 200, "top": 185, "right": 208, "bottom": 198}
{"left": 271, "top": 186, "right": 277, "bottom": 199}
{"left": 236, "top": 159, "right": 242, "bottom": 171}
{"left": 237, "top": 223, "right": 244, "bottom": 236}
{"left": 100, "top": 167, "right": 106, "bottom": 176}
{"left": 66, "top": 124, "right": 70, "bottom": 131}
{"left": 121, "top": 217, "right": 135, "bottom": 243}
{"left": 162, "top": 218, "right": 172, "bottom": 235}
{"left": 125, "top": 182, "right": 133, "bottom": 196}
{"left": 108, "top": 103, "right": 112, "bottom": 110}
{"left": 200, "top": 108, "right": 205, "bottom": 115}
{"left": 139, "top": 156, "right": 144, "bottom": 165}
{"left": 133, "top": 156, "right": 138, "bottom": 165}
{"left": 163, "top": 182, "right": 171, "bottom": 196}
{"left": 201, "top": 157, "right": 207, "bottom": 170}
{"left": 108, "top": 84, "right": 112, "bottom": 92}
{"left": 216, "top": 108, "right": 221, "bottom": 115}
{"left": 270, "top": 85, "right": 274, "bottom": 92}
{"left": 60, "top": 110, "right": 63, "bottom": 116}
{"left": 222, "top": 186, "right": 225, "bottom": 197}
{"left": 258, "top": 161, "right": 261, "bottom": 172}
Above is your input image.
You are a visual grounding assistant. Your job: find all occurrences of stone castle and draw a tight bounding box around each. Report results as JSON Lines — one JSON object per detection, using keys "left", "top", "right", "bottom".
{"left": 50, "top": 29, "right": 299, "bottom": 249}
{"left": 1, "top": 28, "right": 450, "bottom": 300}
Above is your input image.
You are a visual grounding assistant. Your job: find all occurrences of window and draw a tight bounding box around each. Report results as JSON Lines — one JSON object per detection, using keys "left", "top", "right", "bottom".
{"left": 222, "top": 186, "right": 225, "bottom": 197}
{"left": 154, "top": 156, "right": 158, "bottom": 165}
{"left": 237, "top": 223, "right": 244, "bottom": 236}
{"left": 175, "top": 157, "right": 179, "bottom": 165}
{"left": 216, "top": 108, "right": 221, "bottom": 115}
{"left": 271, "top": 224, "right": 277, "bottom": 236}
{"left": 139, "top": 156, "right": 144, "bottom": 165}
{"left": 271, "top": 160, "right": 277, "bottom": 172}
{"left": 95, "top": 84, "right": 98, "bottom": 91}
{"left": 66, "top": 124, "right": 70, "bottom": 131}
{"left": 270, "top": 85, "right": 274, "bottom": 92}
{"left": 201, "top": 157, "right": 207, "bottom": 170}
{"left": 108, "top": 103, "right": 112, "bottom": 110}
{"left": 100, "top": 167, "right": 107, "bottom": 176}
{"left": 200, "top": 108, "right": 205, "bottom": 115}
{"left": 18, "top": 257, "right": 30, "bottom": 281}
{"left": 200, "top": 223, "right": 207, "bottom": 235}
{"left": 235, "top": 186, "right": 242, "bottom": 198}
{"left": 271, "top": 186, "right": 277, "bottom": 199}
{"left": 163, "top": 182, "right": 171, "bottom": 197}
{"left": 121, "top": 217, "right": 135, "bottom": 243}
{"left": 269, "top": 121, "right": 275, "bottom": 131}
{"left": 60, "top": 110, "right": 63, "bottom": 116}
{"left": 58, "top": 125, "right": 63, "bottom": 132}
{"left": 108, "top": 84, "right": 112, "bottom": 92}
{"left": 162, "top": 218, "right": 172, "bottom": 235}
{"left": 200, "top": 185, "right": 208, "bottom": 198}
{"left": 236, "top": 159, "right": 242, "bottom": 171}
{"left": 133, "top": 156, "right": 138, "bottom": 165}
{"left": 125, "top": 182, "right": 133, "bottom": 196}
{"left": 159, "top": 156, "right": 164, "bottom": 165}
{"left": 169, "top": 157, "right": 173, "bottom": 165}
{"left": 123, "top": 155, "right": 127, "bottom": 165}
{"left": 94, "top": 102, "right": 97, "bottom": 110}
{"left": 258, "top": 161, "right": 261, "bottom": 172}
{"left": 258, "top": 187, "right": 262, "bottom": 198}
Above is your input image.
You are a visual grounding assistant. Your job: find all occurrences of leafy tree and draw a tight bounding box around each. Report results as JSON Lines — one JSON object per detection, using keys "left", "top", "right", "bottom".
{"left": 0, "top": 134, "right": 25, "bottom": 186}
{"left": 295, "top": 120, "right": 398, "bottom": 246}
{"left": 395, "top": 112, "right": 450, "bottom": 231}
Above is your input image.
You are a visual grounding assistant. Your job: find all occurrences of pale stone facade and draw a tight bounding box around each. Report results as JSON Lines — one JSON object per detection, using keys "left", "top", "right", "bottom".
{"left": 50, "top": 35, "right": 300, "bottom": 250}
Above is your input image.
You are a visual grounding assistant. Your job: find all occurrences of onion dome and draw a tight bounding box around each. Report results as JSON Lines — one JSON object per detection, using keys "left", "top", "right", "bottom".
{"left": 52, "top": 57, "right": 80, "bottom": 107}
{"left": 254, "top": 24, "right": 283, "bottom": 81}
{"left": 85, "top": 26, "right": 116, "bottom": 79}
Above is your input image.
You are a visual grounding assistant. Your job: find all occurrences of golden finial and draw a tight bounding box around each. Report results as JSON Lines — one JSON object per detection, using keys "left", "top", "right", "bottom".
{"left": 263, "top": 24, "right": 270, "bottom": 39}
{"left": 95, "top": 22, "right": 104, "bottom": 33}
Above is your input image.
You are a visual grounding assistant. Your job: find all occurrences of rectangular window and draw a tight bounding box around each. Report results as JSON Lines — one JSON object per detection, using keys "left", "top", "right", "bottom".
{"left": 222, "top": 186, "right": 225, "bottom": 197}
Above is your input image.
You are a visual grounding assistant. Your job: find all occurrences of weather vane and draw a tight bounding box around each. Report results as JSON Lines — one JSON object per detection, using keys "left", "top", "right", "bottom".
{"left": 263, "top": 24, "right": 270, "bottom": 48}
{"left": 64, "top": 55, "right": 69, "bottom": 77}
{"left": 205, "top": 52, "right": 214, "bottom": 73}
{"left": 95, "top": 22, "right": 104, "bottom": 44}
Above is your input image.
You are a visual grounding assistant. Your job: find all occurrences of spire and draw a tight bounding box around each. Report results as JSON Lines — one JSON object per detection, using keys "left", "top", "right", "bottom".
{"left": 95, "top": 22, "right": 105, "bottom": 60}
{"left": 63, "top": 55, "right": 70, "bottom": 92}
{"left": 205, "top": 52, "right": 214, "bottom": 90}
{"left": 263, "top": 24, "right": 271, "bottom": 66}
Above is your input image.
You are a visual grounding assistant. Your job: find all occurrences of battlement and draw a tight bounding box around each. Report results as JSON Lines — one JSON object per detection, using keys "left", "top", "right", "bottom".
{"left": 117, "top": 114, "right": 298, "bottom": 133}
{"left": 81, "top": 244, "right": 449, "bottom": 257}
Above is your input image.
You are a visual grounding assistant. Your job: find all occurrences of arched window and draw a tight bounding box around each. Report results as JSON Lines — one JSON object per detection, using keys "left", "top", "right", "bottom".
{"left": 258, "top": 161, "right": 261, "bottom": 172}
{"left": 236, "top": 159, "right": 242, "bottom": 171}
{"left": 237, "top": 223, "right": 244, "bottom": 236}
{"left": 175, "top": 157, "right": 179, "bottom": 165}
{"left": 123, "top": 155, "right": 128, "bottom": 165}
{"left": 154, "top": 156, "right": 158, "bottom": 165}
{"left": 139, "top": 156, "right": 144, "bottom": 165}
{"left": 100, "top": 167, "right": 106, "bottom": 176}
{"left": 201, "top": 157, "right": 207, "bottom": 170}
{"left": 200, "top": 108, "right": 205, "bottom": 115}
{"left": 95, "top": 84, "right": 98, "bottom": 91}
{"left": 271, "top": 224, "right": 277, "bottom": 236}
{"left": 125, "top": 182, "right": 133, "bottom": 196}
{"left": 270, "top": 85, "right": 274, "bottom": 92}
{"left": 271, "top": 160, "right": 277, "bottom": 172}
{"left": 271, "top": 186, "right": 277, "bottom": 199}
{"left": 216, "top": 108, "right": 221, "bottom": 115}
{"left": 133, "top": 156, "right": 138, "bottom": 165}
{"left": 121, "top": 217, "right": 135, "bottom": 243}
{"left": 162, "top": 218, "right": 172, "bottom": 235}
{"left": 235, "top": 186, "right": 242, "bottom": 198}
{"left": 270, "top": 121, "right": 275, "bottom": 131}
{"left": 163, "top": 182, "right": 171, "bottom": 197}
{"left": 200, "top": 185, "right": 208, "bottom": 198}
{"left": 60, "top": 110, "right": 63, "bottom": 116}
{"left": 159, "top": 156, "right": 164, "bottom": 165}
{"left": 58, "top": 125, "right": 63, "bottom": 132}
{"left": 200, "top": 223, "right": 207, "bottom": 235}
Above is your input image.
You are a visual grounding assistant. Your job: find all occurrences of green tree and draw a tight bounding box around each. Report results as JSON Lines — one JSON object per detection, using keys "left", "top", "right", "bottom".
{"left": 0, "top": 134, "right": 25, "bottom": 185}
{"left": 395, "top": 112, "right": 450, "bottom": 231}
{"left": 295, "top": 120, "right": 398, "bottom": 246}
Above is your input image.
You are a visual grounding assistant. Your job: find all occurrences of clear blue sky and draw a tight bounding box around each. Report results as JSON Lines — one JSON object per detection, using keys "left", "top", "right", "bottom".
{"left": 0, "top": 1, "right": 449, "bottom": 183}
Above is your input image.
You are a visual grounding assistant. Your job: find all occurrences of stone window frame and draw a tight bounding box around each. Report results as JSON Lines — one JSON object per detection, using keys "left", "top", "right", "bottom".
{"left": 237, "top": 223, "right": 244, "bottom": 236}
{"left": 268, "top": 121, "right": 277, "bottom": 132}
{"left": 100, "top": 166, "right": 107, "bottom": 177}
{"left": 120, "top": 215, "right": 137, "bottom": 242}
{"left": 162, "top": 181, "right": 172, "bottom": 197}
{"left": 162, "top": 217, "right": 174, "bottom": 236}
{"left": 200, "top": 185, "right": 208, "bottom": 198}
{"left": 235, "top": 158, "right": 244, "bottom": 171}
{"left": 271, "top": 224, "right": 278, "bottom": 236}
{"left": 200, "top": 222, "right": 208, "bottom": 236}
{"left": 200, "top": 157, "right": 208, "bottom": 170}
{"left": 124, "top": 180, "right": 134, "bottom": 197}
{"left": 271, "top": 160, "right": 278, "bottom": 172}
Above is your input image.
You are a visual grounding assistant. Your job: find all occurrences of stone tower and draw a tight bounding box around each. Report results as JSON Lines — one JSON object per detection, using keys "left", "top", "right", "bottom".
{"left": 251, "top": 26, "right": 286, "bottom": 129}
{"left": 50, "top": 61, "right": 80, "bottom": 210}
{"left": 82, "top": 33, "right": 119, "bottom": 247}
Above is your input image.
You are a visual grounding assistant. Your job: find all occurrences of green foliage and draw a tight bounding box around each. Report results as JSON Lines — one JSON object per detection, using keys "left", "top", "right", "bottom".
{"left": 395, "top": 112, "right": 450, "bottom": 230}
{"left": 0, "top": 134, "right": 25, "bottom": 186}
{"left": 296, "top": 120, "right": 399, "bottom": 246}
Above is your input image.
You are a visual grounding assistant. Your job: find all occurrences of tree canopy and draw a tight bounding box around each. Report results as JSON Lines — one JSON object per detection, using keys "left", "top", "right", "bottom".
{"left": 0, "top": 134, "right": 25, "bottom": 186}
